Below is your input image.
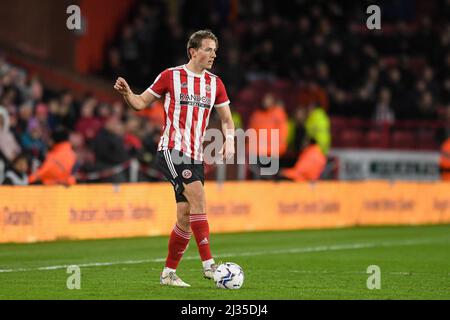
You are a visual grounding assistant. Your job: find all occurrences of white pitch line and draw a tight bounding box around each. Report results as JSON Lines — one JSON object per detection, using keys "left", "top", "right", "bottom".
{"left": 0, "top": 238, "right": 445, "bottom": 273}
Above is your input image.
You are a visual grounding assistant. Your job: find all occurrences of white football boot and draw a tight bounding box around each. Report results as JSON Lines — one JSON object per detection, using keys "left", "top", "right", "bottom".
{"left": 160, "top": 271, "right": 191, "bottom": 287}
{"left": 203, "top": 263, "right": 218, "bottom": 280}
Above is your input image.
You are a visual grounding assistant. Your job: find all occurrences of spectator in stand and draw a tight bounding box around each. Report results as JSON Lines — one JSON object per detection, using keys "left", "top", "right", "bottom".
{"left": 290, "top": 107, "right": 308, "bottom": 155}
{"left": 47, "top": 98, "right": 61, "bottom": 131}
{"left": 75, "top": 96, "right": 102, "bottom": 142}
{"left": 123, "top": 115, "right": 143, "bottom": 156}
{"left": 423, "top": 66, "right": 439, "bottom": 97}
{"left": 325, "top": 40, "right": 347, "bottom": 86}
{"left": 0, "top": 87, "right": 20, "bottom": 114}
{"left": 91, "top": 116, "right": 130, "bottom": 183}
{"left": 33, "top": 103, "right": 51, "bottom": 143}
{"left": 440, "top": 78, "right": 450, "bottom": 107}
{"left": 286, "top": 44, "right": 305, "bottom": 81}
{"left": 332, "top": 63, "right": 379, "bottom": 118}
{"left": 297, "top": 80, "right": 329, "bottom": 111}
{"left": 69, "top": 131, "right": 95, "bottom": 174}
{"left": 414, "top": 91, "right": 437, "bottom": 120}
{"left": 28, "top": 127, "right": 77, "bottom": 186}
{"left": 380, "top": 67, "right": 409, "bottom": 119}
{"left": 138, "top": 119, "right": 162, "bottom": 173}
{"left": 35, "top": 103, "right": 49, "bottom": 129}
{"left": 220, "top": 48, "right": 246, "bottom": 100}
{"left": 17, "top": 101, "right": 34, "bottom": 134}
{"left": 373, "top": 88, "right": 395, "bottom": 125}
{"left": 29, "top": 77, "right": 44, "bottom": 103}
{"left": 103, "top": 47, "right": 127, "bottom": 79}
{"left": 254, "top": 39, "right": 276, "bottom": 78}
{"left": 304, "top": 103, "right": 331, "bottom": 155}
{"left": 20, "top": 118, "right": 47, "bottom": 160}
{"left": 57, "top": 90, "right": 77, "bottom": 130}
{"left": 444, "top": 53, "right": 450, "bottom": 85}
{"left": 111, "top": 101, "right": 126, "bottom": 120}
{"left": 2, "top": 153, "right": 29, "bottom": 185}
{"left": 97, "top": 103, "right": 113, "bottom": 124}
{"left": 0, "top": 105, "right": 21, "bottom": 162}
{"left": 315, "top": 61, "right": 331, "bottom": 89}
{"left": 119, "top": 25, "right": 140, "bottom": 84}
{"left": 248, "top": 93, "right": 288, "bottom": 179}
{"left": 280, "top": 107, "right": 307, "bottom": 169}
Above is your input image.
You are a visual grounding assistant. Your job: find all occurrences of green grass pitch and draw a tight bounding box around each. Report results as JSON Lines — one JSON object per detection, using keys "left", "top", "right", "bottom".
{"left": 0, "top": 224, "right": 449, "bottom": 299}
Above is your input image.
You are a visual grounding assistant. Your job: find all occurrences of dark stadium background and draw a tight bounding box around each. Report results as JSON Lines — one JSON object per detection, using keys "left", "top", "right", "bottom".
{"left": 1, "top": 0, "right": 449, "bottom": 184}
{"left": 1, "top": 0, "right": 450, "bottom": 303}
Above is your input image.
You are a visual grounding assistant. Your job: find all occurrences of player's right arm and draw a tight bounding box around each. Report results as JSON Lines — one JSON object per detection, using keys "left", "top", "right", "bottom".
{"left": 114, "top": 77, "right": 156, "bottom": 111}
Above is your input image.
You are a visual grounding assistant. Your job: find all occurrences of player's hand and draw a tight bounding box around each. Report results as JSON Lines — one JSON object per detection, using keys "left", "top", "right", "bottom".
{"left": 114, "top": 77, "right": 132, "bottom": 96}
{"left": 219, "top": 136, "right": 235, "bottom": 161}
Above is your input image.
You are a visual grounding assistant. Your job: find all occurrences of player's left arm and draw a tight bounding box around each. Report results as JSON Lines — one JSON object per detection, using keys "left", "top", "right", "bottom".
{"left": 216, "top": 105, "right": 235, "bottom": 160}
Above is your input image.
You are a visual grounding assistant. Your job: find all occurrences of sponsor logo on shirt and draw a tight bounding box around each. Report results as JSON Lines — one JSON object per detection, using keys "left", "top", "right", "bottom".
{"left": 179, "top": 93, "right": 211, "bottom": 109}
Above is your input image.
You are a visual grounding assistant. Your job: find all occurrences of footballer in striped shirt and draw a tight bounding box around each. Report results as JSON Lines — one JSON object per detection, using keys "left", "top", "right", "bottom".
{"left": 114, "top": 30, "right": 235, "bottom": 287}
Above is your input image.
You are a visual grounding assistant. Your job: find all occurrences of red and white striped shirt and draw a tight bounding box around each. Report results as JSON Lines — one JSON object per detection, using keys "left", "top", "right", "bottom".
{"left": 147, "top": 64, "right": 230, "bottom": 161}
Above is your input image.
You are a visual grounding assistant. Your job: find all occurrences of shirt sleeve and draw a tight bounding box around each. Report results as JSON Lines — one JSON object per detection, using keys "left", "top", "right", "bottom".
{"left": 214, "top": 77, "right": 230, "bottom": 107}
{"left": 147, "top": 69, "right": 170, "bottom": 98}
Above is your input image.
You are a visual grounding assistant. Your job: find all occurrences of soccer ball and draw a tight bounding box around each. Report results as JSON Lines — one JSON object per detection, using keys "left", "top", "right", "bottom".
{"left": 213, "top": 262, "right": 244, "bottom": 289}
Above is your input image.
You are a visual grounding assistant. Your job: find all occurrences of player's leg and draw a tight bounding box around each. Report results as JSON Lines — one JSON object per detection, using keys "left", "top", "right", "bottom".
{"left": 176, "top": 201, "right": 191, "bottom": 232}
{"left": 156, "top": 150, "right": 191, "bottom": 287}
{"left": 182, "top": 181, "right": 217, "bottom": 279}
{"left": 160, "top": 201, "right": 192, "bottom": 287}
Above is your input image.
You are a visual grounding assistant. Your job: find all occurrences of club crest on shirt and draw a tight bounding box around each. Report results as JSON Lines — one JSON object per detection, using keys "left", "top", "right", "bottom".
{"left": 182, "top": 169, "right": 193, "bottom": 179}
{"left": 205, "top": 84, "right": 211, "bottom": 92}
{"left": 181, "top": 82, "right": 188, "bottom": 88}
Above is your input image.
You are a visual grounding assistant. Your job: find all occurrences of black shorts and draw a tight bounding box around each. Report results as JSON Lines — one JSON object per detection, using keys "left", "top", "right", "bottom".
{"left": 156, "top": 149, "right": 204, "bottom": 203}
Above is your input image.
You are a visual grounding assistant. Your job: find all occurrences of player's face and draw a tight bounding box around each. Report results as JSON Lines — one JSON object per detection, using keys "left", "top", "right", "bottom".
{"left": 195, "top": 39, "right": 217, "bottom": 70}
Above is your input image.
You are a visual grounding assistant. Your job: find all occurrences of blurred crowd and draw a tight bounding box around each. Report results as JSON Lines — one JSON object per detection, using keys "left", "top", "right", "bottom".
{"left": 2, "top": 0, "right": 450, "bottom": 185}
{"left": 0, "top": 54, "right": 164, "bottom": 184}
{"left": 103, "top": 0, "right": 450, "bottom": 122}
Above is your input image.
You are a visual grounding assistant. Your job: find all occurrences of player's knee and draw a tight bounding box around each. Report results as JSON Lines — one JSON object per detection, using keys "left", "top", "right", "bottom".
{"left": 177, "top": 216, "right": 190, "bottom": 231}
{"left": 183, "top": 182, "right": 205, "bottom": 212}
{"left": 177, "top": 211, "right": 190, "bottom": 231}
{"left": 187, "top": 193, "right": 205, "bottom": 213}
{"left": 190, "top": 202, "right": 206, "bottom": 215}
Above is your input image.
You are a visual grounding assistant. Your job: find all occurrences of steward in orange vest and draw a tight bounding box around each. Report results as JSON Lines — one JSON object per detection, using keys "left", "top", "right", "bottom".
{"left": 28, "top": 127, "right": 77, "bottom": 186}
{"left": 248, "top": 93, "right": 289, "bottom": 158}
{"left": 281, "top": 139, "right": 326, "bottom": 182}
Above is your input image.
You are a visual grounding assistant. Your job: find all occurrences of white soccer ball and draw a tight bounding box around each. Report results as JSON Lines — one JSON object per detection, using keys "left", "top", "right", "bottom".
{"left": 213, "top": 262, "right": 244, "bottom": 289}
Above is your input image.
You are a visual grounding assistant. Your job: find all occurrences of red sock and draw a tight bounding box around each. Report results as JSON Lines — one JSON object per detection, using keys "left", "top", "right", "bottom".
{"left": 190, "top": 214, "right": 213, "bottom": 261}
{"left": 165, "top": 224, "right": 191, "bottom": 270}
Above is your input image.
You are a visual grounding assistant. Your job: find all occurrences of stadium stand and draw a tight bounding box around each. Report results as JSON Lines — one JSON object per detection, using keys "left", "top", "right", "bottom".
{"left": 1, "top": 0, "right": 450, "bottom": 184}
